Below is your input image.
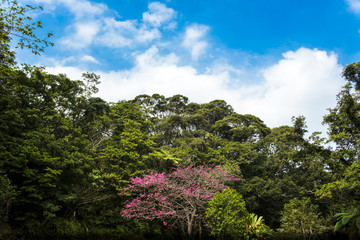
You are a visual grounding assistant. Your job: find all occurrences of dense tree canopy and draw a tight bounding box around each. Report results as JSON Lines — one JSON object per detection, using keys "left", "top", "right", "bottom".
{"left": 1, "top": 60, "right": 359, "bottom": 239}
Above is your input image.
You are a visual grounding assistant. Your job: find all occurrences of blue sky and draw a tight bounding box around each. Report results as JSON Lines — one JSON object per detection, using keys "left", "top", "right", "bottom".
{"left": 16, "top": 0, "right": 360, "bottom": 135}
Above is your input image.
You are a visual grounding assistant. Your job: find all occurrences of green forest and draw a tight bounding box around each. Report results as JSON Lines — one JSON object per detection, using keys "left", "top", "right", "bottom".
{"left": 1, "top": 1, "right": 360, "bottom": 240}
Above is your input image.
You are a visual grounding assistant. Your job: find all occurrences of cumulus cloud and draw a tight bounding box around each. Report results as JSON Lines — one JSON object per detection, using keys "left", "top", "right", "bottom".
{"left": 96, "top": 18, "right": 161, "bottom": 48}
{"left": 61, "top": 21, "right": 100, "bottom": 49}
{"left": 50, "top": 1, "right": 176, "bottom": 49}
{"left": 80, "top": 55, "right": 99, "bottom": 64}
{"left": 96, "top": 46, "right": 231, "bottom": 103}
{"left": 235, "top": 48, "right": 343, "bottom": 132}
{"left": 31, "top": 0, "right": 107, "bottom": 18}
{"left": 45, "top": 65, "right": 85, "bottom": 81}
{"left": 182, "top": 24, "right": 210, "bottom": 60}
{"left": 62, "top": 0, "right": 107, "bottom": 18}
{"left": 346, "top": 0, "right": 360, "bottom": 14}
{"left": 143, "top": 2, "right": 177, "bottom": 27}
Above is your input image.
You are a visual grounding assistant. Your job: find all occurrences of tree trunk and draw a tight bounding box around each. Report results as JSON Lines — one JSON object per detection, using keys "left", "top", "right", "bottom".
{"left": 187, "top": 214, "right": 192, "bottom": 240}
{"left": 199, "top": 221, "right": 202, "bottom": 240}
{"left": 187, "top": 209, "right": 197, "bottom": 240}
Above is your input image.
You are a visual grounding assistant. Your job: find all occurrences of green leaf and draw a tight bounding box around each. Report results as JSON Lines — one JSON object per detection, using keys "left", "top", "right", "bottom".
{"left": 334, "top": 212, "right": 346, "bottom": 219}
{"left": 341, "top": 214, "right": 355, "bottom": 225}
{"left": 356, "top": 217, "right": 360, "bottom": 231}
{"left": 334, "top": 220, "right": 343, "bottom": 231}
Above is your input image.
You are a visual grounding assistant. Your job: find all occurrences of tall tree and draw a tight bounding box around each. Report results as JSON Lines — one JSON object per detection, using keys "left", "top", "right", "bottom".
{"left": 317, "top": 62, "right": 360, "bottom": 208}
{"left": 96, "top": 101, "right": 157, "bottom": 191}
{"left": 0, "top": 65, "right": 100, "bottom": 227}
{"left": 240, "top": 120, "right": 330, "bottom": 228}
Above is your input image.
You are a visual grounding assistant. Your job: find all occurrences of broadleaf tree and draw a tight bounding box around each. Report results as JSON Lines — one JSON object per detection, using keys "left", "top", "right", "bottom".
{"left": 0, "top": 0, "right": 53, "bottom": 65}
{"left": 120, "top": 165, "right": 240, "bottom": 240}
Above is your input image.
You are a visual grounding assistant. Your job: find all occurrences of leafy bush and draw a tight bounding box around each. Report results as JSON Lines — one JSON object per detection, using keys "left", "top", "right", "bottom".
{"left": 278, "top": 197, "right": 327, "bottom": 240}
{"left": 206, "top": 188, "right": 249, "bottom": 239}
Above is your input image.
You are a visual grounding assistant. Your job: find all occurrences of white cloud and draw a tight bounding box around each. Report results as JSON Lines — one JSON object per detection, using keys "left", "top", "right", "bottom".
{"left": 31, "top": 0, "right": 107, "bottom": 18}
{"left": 96, "top": 46, "right": 231, "bottom": 103}
{"left": 96, "top": 18, "right": 161, "bottom": 48}
{"left": 62, "top": 0, "right": 107, "bottom": 18}
{"left": 346, "top": 0, "right": 360, "bottom": 14}
{"left": 60, "top": 21, "right": 100, "bottom": 49}
{"left": 96, "top": 2, "right": 176, "bottom": 48}
{"left": 50, "top": 1, "right": 176, "bottom": 49}
{"left": 183, "top": 24, "right": 210, "bottom": 60}
{"left": 80, "top": 55, "right": 99, "bottom": 64}
{"left": 45, "top": 65, "right": 85, "bottom": 81}
{"left": 143, "top": 2, "right": 177, "bottom": 27}
{"left": 235, "top": 48, "right": 343, "bottom": 132}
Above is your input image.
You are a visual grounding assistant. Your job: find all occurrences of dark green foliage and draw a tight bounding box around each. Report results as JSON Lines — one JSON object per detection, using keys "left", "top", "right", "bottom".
{"left": 206, "top": 189, "right": 271, "bottom": 240}
{"left": 316, "top": 61, "right": 360, "bottom": 240}
{"left": 1, "top": 61, "right": 360, "bottom": 240}
{"left": 279, "top": 197, "right": 327, "bottom": 240}
{"left": 206, "top": 188, "right": 249, "bottom": 239}
{"left": 239, "top": 123, "right": 330, "bottom": 228}
{"left": 334, "top": 207, "right": 360, "bottom": 240}
{"left": 322, "top": 83, "right": 360, "bottom": 175}
{"left": 0, "top": 65, "right": 105, "bottom": 230}
{"left": 342, "top": 62, "right": 360, "bottom": 91}
{"left": 0, "top": 171, "right": 14, "bottom": 222}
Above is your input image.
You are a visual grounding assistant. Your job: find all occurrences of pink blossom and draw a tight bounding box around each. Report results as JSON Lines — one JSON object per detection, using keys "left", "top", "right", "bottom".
{"left": 120, "top": 164, "right": 240, "bottom": 232}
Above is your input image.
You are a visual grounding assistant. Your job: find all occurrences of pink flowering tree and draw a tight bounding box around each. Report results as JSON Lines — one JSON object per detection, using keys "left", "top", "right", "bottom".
{"left": 120, "top": 165, "right": 240, "bottom": 240}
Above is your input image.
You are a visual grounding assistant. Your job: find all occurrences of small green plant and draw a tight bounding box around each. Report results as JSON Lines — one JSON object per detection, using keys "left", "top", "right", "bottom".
{"left": 334, "top": 207, "right": 360, "bottom": 240}
{"left": 246, "top": 213, "right": 272, "bottom": 239}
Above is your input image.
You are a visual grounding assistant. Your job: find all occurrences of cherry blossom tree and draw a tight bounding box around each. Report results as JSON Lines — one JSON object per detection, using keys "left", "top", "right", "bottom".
{"left": 120, "top": 165, "right": 240, "bottom": 240}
